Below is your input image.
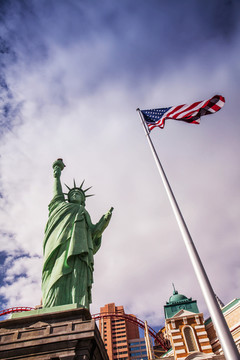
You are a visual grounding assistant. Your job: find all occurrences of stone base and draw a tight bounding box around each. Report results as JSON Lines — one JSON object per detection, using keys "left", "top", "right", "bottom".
{"left": 0, "top": 307, "right": 109, "bottom": 360}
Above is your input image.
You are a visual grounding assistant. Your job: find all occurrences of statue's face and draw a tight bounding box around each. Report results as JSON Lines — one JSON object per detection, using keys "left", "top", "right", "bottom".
{"left": 69, "top": 190, "right": 83, "bottom": 204}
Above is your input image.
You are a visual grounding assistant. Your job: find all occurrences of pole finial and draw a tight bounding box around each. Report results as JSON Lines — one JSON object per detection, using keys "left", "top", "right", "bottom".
{"left": 172, "top": 283, "right": 178, "bottom": 295}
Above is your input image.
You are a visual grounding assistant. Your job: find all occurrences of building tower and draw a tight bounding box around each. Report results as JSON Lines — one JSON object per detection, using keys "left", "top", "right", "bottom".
{"left": 162, "top": 288, "right": 215, "bottom": 359}
{"left": 99, "top": 303, "right": 140, "bottom": 360}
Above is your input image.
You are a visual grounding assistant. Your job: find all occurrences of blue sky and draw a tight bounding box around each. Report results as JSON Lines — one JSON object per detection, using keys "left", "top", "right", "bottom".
{"left": 0, "top": 0, "right": 240, "bottom": 328}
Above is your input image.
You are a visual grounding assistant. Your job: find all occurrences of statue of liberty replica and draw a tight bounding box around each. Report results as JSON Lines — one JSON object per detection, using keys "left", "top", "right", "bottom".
{"left": 42, "top": 159, "right": 113, "bottom": 310}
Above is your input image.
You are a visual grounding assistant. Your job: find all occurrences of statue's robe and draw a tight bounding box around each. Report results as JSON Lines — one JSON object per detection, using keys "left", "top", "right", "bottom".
{"left": 42, "top": 194, "right": 108, "bottom": 309}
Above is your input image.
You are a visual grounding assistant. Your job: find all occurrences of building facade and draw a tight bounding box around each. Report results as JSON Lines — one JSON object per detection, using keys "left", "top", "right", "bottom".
{"left": 99, "top": 296, "right": 240, "bottom": 360}
{"left": 128, "top": 338, "right": 149, "bottom": 360}
{"left": 154, "top": 289, "right": 227, "bottom": 360}
{"left": 205, "top": 298, "right": 240, "bottom": 356}
{"left": 99, "top": 303, "right": 140, "bottom": 360}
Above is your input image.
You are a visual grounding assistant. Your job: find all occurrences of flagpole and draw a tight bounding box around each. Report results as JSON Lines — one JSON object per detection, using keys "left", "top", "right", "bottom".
{"left": 136, "top": 109, "right": 239, "bottom": 360}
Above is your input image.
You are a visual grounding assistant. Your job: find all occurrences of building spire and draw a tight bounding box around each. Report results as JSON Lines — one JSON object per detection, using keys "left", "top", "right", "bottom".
{"left": 172, "top": 283, "right": 178, "bottom": 295}
{"left": 215, "top": 293, "right": 225, "bottom": 308}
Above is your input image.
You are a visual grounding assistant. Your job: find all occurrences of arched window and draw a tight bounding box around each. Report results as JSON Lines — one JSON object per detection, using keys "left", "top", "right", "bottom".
{"left": 183, "top": 326, "right": 198, "bottom": 352}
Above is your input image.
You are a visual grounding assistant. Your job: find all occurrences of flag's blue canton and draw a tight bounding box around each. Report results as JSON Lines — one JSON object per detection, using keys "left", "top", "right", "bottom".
{"left": 141, "top": 107, "right": 171, "bottom": 124}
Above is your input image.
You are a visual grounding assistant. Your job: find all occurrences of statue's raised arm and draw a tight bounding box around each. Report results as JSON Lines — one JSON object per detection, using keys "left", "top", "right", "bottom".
{"left": 42, "top": 159, "right": 113, "bottom": 311}
{"left": 52, "top": 158, "right": 65, "bottom": 197}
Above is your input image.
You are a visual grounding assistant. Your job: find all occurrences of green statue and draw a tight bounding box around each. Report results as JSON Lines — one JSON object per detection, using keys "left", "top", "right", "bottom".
{"left": 42, "top": 159, "right": 113, "bottom": 309}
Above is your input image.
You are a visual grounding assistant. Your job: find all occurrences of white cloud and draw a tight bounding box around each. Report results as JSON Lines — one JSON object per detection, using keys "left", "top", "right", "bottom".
{"left": 0, "top": 256, "right": 42, "bottom": 308}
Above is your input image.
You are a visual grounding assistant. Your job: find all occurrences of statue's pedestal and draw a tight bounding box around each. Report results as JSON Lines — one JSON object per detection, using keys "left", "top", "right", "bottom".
{"left": 0, "top": 306, "right": 109, "bottom": 360}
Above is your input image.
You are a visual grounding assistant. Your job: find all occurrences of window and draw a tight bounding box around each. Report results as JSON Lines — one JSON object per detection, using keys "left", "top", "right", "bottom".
{"left": 183, "top": 326, "right": 198, "bottom": 352}
{"left": 112, "top": 334, "right": 126, "bottom": 339}
{"left": 113, "top": 351, "right": 128, "bottom": 355}
{"left": 113, "top": 345, "right": 127, "bottom": 350}
{"left": 113, "top": 340, "right": 126, "bottom": 344}
{"left": 112, "top": 327, "right": 126, "bottom": 332}
{"left": 129, "top": 346, "right": 140, "bottom": 351}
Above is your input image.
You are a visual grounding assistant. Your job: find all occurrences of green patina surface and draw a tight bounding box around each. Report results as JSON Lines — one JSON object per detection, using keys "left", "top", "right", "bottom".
{"left": 11, "top": 304, "right": 80, "bottom": 319}
{"left": 164, "top": 289, "right": 199, "bottom": 319}
{"left": 41, "top": 159, "right": 113, "bottom": 310}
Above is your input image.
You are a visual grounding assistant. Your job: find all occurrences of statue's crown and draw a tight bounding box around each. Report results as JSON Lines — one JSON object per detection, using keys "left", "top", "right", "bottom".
{"left": 64, "top": 180, "right": 93, "bottom": 204}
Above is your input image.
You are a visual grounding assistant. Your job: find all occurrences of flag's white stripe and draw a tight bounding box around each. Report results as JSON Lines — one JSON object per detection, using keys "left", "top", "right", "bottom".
{"left": 217, "top": 99, "right": 225, "bottom": 108}
{"left": 153, "top": 119, "right": 163, "bottom": 127}
{"left": 186, "top": 110, "right": 198, "bottom": 117}
{"left": 207, "top": 107, "right": 217, "bottom": 113}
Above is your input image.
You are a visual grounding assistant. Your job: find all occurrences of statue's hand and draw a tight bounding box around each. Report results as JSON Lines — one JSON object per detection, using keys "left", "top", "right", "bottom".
{"left": 104, "top": 207, "right": 114, "bottom": 221}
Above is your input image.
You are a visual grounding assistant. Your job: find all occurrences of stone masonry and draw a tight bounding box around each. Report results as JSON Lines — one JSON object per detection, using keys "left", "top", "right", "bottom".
{"left": 0, "top": 307, "right": 109, "bottom": 360}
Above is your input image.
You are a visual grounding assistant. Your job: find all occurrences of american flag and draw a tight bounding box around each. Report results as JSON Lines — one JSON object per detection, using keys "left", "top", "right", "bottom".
{"left": 141, "top": 95, "right": 225, "bottom": 131}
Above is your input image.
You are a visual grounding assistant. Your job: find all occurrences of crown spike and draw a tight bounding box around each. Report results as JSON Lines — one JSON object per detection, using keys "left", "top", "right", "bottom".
{"left": 83, "top": 186, "right": 92, "bottom": 193}
{"left": 65, "top": 183, "right": 71, "bottom": 190}
{"left": 85, "top": 194, "right": 95, "bottom": 198}
{"left": 73, "top": 179, "right": 77, "bottom": 188}
{"left": 80, "top": 180, "right": 85, "bottom": 189}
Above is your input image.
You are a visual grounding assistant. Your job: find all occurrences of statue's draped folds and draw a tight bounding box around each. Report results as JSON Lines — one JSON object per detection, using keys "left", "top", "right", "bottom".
{"left": 41, "top": 160, "right": 112, "bottom": 309}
